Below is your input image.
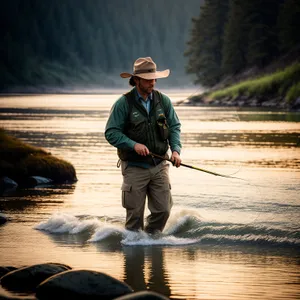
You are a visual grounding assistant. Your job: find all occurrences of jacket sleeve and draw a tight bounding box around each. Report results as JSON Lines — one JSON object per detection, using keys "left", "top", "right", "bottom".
{"left": 105, "top": 95, "right": 136, "bottom": 150}
{"left": 161, "top": 93, "right": 182, "bottom": 154}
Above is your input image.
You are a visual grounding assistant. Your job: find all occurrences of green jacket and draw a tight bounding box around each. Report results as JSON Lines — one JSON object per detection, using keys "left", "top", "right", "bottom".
{"left": 105, "top": 87, "right": 181, "bottom": 161}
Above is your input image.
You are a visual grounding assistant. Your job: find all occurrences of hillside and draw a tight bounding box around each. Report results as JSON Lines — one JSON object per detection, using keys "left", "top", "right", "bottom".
{"left": 0, "top": 0, "right": 203, "bottom": 92}
{"left": 184, "top": 49, "right": 300, "bottom": 111}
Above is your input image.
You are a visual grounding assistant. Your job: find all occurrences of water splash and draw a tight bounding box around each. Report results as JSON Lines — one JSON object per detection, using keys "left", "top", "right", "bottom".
{"left": 35, "top": 211, "right": 300, "bottom": 248}
{"left": 34, "top": 213, "right": 101, "bottom": 234}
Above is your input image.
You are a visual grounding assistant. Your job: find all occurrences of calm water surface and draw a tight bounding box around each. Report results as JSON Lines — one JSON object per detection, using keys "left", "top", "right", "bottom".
{"left": 0, "top": 91, "right": 299, "bottom": 300}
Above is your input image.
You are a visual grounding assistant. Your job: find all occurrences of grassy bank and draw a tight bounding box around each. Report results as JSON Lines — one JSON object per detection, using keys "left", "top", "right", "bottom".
{"left": 0, "top": 129, "right": 77, "bottom": 185}
{"left": 206, "top": 62, "right": 300, "bottom": 106}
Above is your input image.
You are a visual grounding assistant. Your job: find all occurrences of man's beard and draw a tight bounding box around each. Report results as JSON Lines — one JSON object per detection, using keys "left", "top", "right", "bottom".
{"left": 139, "top": 84, "right": 153, "bottom": 96}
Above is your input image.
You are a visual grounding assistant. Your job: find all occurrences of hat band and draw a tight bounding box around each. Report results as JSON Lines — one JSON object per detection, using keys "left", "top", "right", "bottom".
{"left": 134, "top": 68, "right": 156, "bottom": 75}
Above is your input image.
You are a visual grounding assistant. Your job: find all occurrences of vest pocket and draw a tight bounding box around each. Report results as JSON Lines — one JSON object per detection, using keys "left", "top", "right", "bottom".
{"left": 130, "top": 120, "right": 148, "bottom": 142}
{"left": 156, "top": 115, "right": 169, "bottom": 141}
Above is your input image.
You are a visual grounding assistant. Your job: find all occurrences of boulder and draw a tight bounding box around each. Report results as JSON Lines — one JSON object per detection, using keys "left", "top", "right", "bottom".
{"left": 0, "top": 263, "right": 71, "bottom": 292}
{"left": 0, "top": 214, "right": 8, "bottom": 226}
{"left": 25, "top": 176, "right": 53, "bottom": 187}
{"left": 114, "top": 290, "right": 170, "bottom": 299}
{"left": 35, "top": 269, "right": 134, "bottom": 300}
{"left": 292, "top": 97, "right": 300, "bottom": 109}
{"left": 0, "top": 267, "right": 17, "bottom": 279}
{"left": 0, "top": 293, "right": 36, "bottom": 300}
{"left": 0, "top": 177, "right": 18, "bottom": 195}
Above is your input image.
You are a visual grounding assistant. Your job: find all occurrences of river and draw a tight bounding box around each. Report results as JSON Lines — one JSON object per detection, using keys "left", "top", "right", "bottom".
{"left": 0, "top": 91, "right": 299, "bottom": 299}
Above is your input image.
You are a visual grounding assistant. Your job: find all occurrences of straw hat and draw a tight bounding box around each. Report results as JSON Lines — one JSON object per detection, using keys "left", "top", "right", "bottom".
{"left": 120, "top": 57, "right": 170, "bottom": 80}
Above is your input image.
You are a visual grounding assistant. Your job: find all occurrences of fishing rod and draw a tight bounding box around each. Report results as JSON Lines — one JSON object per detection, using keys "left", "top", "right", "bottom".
{"left": 150, "top": 152, "right": 245, "bottom": 181}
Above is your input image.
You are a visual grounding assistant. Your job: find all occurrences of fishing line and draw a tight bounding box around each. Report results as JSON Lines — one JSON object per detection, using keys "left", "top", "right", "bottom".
{"left": 171, "top": 86, "right": 267, "bottom": 224}
{"left": 175, "top": 84, "right": 245, "bottom": 178}
{"left": 230, "top": 104, "right": 269, "bottom": 224}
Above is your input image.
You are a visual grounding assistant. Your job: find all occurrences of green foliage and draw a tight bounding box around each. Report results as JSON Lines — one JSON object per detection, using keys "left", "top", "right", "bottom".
{"left": 186, "top": 0, "right": 297, "bottom": 87}
{"left": 222, "top": 0, "right": 281, "bottom": 74}
{"left": 2, "top": 0, "right": 299, "bottom": 91}
{"left": 185, "top": 0, "right": 229, "bottom": 86}
{"left": 0, "top": 0, "right": 202, "bottom": 90}
{"left": 278, "top": 0, "right": 300, "bottom": 52}
{"left": 221, "top": 0, "right": 248, "bottom": 74}
{"left": 244, "top": 0, "right": 281, "bottom": 68}
{"left": 286, "top": 82, "right": 300, "bottom": 104}
{"left": 208, "top": 63, "right": 300, "bottom": 101}
{"left": 0, "top": 129, "right": 77, "bottom": 183}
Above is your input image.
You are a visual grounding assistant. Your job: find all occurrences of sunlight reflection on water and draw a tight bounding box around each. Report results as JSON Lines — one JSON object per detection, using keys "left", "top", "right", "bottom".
{"left": 0, "top": 93, "right": 299, "bottom": 300}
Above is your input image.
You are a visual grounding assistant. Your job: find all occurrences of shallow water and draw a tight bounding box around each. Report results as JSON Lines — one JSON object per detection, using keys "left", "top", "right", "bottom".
{"left": 0, "top": 91, "right": 299, "bottom": 299}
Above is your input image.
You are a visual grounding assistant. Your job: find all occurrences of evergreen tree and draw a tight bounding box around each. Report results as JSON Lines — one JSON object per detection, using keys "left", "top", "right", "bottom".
{"left": 278, "top": 0, "right": 300, "bottom": 53}
{"left": 185, "top": 0, "right": 229, "bottom": 86}
{"left": 0, "top": 0, "right": 204, "bottom": 90}
{"left": 245, "top": 0, "right": 281, "bottom": 68}
{"left": 221, "top": 0, "right": 250, "bottom": 75}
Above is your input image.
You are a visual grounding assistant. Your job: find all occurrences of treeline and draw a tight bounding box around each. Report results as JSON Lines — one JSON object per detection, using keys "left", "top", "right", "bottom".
{"left": 185, "top": 0, "right": 300, "bottom": 87}
{"left": 0, "top": 0, "right": 202, "bottom": 92}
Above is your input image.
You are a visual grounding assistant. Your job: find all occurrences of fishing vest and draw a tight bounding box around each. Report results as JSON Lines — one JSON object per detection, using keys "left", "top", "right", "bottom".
{"left": 117, "top": 89, "right": 169, "bottom": 163}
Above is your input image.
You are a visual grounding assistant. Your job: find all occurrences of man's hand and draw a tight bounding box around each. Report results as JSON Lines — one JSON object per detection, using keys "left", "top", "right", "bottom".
{"left": 171, "top": 151, "right": 181, "bottom": 168}
{"left": 134, "top": 143, "right": 149, "bottom": 156}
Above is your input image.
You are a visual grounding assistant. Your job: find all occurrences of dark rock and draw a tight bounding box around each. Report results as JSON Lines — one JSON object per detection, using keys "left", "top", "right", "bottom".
{"left": 0, "top": 293, "right": 36, "bottom": 299}
{"left": 114, "top": 290, "right": 170, "bottom": 299}
{"left": 261, "top": 99, "right": 277, "bottom": 107}
{"left": 0, "top": 214, "right": 8, "bottom": 226}
{"left": 292, "top": 97, "right": 300, "bottom": 109}
{"left": 0, "top": 263, "right": 71, "bottom": 292}
{"left": 0, "top": 294, "right": 36, "bottom": 300}
{"left": 248, "top": 98, "right": 259, "bottom": 106}
{"left": 35, "top": 269, "right": 134, "bottom": 300}
{"left": 0, "top": 267, "right": 17, "bottom": 279}
{"left": 25, "top": 176, "right": 53, "bottom": 187}
{"left": 0, "top": 177, "right": 18, "bottom": 195}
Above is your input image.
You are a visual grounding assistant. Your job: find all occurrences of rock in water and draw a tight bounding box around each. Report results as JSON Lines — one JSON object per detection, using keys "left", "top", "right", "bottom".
{"left": 26, "top": 176, "right": 53, "bottom": 187}
{"left": 0, "top": 214, "right": 8, "bottom": 225}
{"left": 0, "top": 263, "right": 71, "bottom": 292}
{"left": 114, "top": 290, "right": 170, "bottom": 299}
{"left": 0, "top": 177, "right": 18, "bottom": 195}
{"left": 0, "top": 266, "right": 17, "bottom": 279}
{"left": 35, "top": 269, "right": 134, "bottom": 300}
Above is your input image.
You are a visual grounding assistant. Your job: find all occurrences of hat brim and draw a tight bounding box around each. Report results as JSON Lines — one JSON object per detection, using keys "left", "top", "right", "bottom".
{"left": 120, "top": 69, "right": 170, "bottom": 79}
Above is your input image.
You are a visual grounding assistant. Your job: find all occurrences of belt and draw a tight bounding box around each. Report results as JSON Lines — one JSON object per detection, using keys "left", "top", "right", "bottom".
{"left": 150, "top": 157, "right": 164, "bottom": 166}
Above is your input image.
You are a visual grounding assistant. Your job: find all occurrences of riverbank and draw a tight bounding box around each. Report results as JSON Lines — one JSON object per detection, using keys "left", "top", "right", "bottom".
{"left": 180, "top": 62, "right": 300, "bottom": 111}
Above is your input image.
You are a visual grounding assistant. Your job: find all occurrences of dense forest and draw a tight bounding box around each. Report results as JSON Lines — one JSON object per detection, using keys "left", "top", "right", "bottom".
{"left": 0, "top": 0, "right": 203, "bottom": 92}
{"left": 185, "top": 0, "right": 300, "bottom": 87}
{"left": 1, "top": 0, "right": 299, "bottom": 93}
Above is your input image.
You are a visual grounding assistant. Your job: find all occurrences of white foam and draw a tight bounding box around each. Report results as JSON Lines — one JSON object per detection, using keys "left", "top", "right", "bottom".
{"left": 35, "top": 213, "right": 101, "bottom": 234}
{"left": 164, "top": 209, "right": 203, "bottom": 235}
{"left": 34, "top": 211, "right": 202, "bottom": 246}
{"left": 121, "top": 230, "right": 199, "bottom": 246}
{"left": 88, "top": 226, "right": 200, "bottom": 246}
{"left": 88, "top": 224, "right": 124, "bottom": 242}
{"left": 200, "top": 233, "right": 300, "bottom": 245}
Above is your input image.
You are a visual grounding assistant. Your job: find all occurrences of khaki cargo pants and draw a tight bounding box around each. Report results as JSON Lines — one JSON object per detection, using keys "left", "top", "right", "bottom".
{"left": 121, "top": 160, "right": 173, "bottom": 233}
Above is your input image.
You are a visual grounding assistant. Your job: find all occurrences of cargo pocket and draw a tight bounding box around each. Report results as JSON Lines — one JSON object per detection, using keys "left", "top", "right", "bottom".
{"left": 121, "top": 183, "right": 134, "bottom": 209}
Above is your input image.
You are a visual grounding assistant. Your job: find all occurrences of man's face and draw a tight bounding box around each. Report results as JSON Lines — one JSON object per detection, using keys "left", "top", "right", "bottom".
{"left": 136, "top": 78, "right": 156, "bottom": 96}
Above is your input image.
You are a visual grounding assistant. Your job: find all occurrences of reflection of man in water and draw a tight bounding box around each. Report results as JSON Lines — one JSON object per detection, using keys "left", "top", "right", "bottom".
{"left": 123, "top": 246, "right": 171, "bottom": 297}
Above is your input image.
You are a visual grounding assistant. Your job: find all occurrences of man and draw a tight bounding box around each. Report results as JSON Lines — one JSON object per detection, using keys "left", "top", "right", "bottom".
{"left": 105, "top": 57, "right": 182, "bottom": 234}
